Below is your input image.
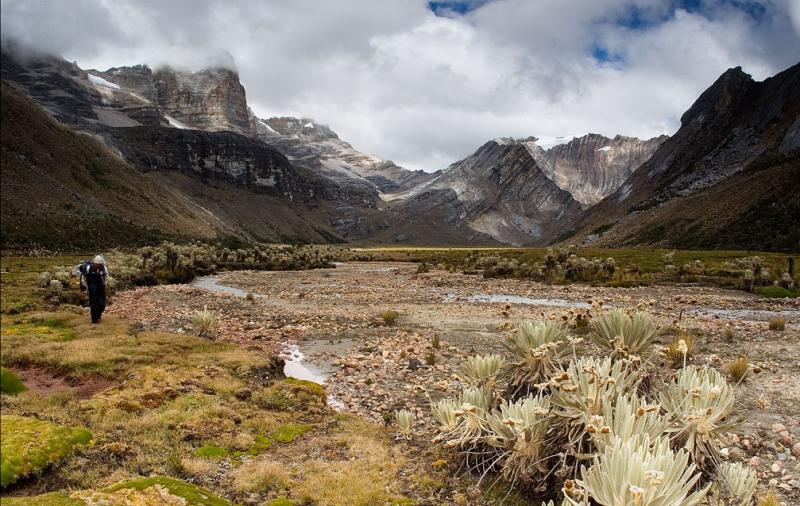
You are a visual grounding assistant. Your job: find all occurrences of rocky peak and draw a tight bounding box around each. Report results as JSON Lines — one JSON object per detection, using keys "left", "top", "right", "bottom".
{"left": 152, "top": 66, "right": 253, "bottom": 135}
{"left": 485, "top": 134, "right": 666, "bottom": 207}
{"left": 679, "top": 66, "right": 753, "bottom": 126}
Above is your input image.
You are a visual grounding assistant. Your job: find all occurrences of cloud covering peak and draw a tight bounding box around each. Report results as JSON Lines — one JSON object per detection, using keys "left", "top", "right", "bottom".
{"left": 2, "top": 0, "right": 798, "bottom": 171}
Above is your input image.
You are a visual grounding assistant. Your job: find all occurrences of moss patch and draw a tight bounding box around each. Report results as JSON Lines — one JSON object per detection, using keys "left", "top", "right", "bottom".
{"left": 248, "top": 435, "right": 273, "bottom": 454}
{"left": 0, "top": 367, "right": 26, "bottom": 395}
{"left": 193, "top": 444, "right": 228, "bottom": 459}
{"left": 104, "top": 476, "right": 230, "bottom": 505}
{"left": 0, "top": 491, "right": 83, "bottom": 505}
{"left": 269, "top": 424, "right": 311, "bottom": 443}
{"left": 0, "top": 415, "right": 91, "bottom": 487}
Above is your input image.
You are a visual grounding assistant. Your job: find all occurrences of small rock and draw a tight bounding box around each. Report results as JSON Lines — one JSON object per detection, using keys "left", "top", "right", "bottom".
{"left": 773, "top": 423, "right": 787, "bottom": 433}
{"left": 407, "top": 358, "right": 423, "bottom": 371}
{"left": 792, "top": 442, "right": 800, "bottom": 458}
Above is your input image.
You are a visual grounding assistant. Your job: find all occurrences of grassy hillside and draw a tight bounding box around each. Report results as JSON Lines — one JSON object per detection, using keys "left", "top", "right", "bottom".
{"left": 0, "top": 82, "right": 221, "bottom": 249}
{"left": 570, "top": 156, "right": 800, "bottom": 252}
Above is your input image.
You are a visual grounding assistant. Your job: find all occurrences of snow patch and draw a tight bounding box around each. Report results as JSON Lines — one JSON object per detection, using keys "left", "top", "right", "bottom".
{"left": 258, "top": 119, "right": 279, "bottom": 135}
{"left": 304, "top": 121, "right": 314, "bottom": 129}
{"left": 492, "top": 137, "right": 514, "bottom": 145}
{"left": 534, "top": 134, "right": 585, "bottom": 150}
{"left": 164, "top": 115, "right": 189, "bottom": 129}
{"left": 87, "top": 74, "right": 120, "bottom": 90}
{"left": 597, "top": 146, "right": 612, "bottom": 152}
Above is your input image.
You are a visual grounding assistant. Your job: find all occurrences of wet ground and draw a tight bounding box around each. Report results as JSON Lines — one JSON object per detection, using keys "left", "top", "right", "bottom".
{"left": 108, "top": 261, "right": 800, "bottom": 499}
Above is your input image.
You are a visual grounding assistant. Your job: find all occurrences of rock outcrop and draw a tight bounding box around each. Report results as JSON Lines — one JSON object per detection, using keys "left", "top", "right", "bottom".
{"left": 152, "top": 67, "right": 254, "bottom": 135}
{"left": 531, "top": 133, "right": 666, "bottom": 207}
{"left": 106, "top": 126, "right": 303, "bottom": 197}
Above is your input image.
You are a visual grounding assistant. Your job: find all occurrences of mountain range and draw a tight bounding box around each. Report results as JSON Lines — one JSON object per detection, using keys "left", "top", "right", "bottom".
{"left": 1, "top": 42, "right": 797, "bottom": 251}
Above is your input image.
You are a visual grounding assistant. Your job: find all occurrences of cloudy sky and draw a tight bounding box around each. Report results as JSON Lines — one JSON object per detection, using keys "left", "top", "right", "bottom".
{"left": 2, "top": 0, "right": 799, "bottom": 171}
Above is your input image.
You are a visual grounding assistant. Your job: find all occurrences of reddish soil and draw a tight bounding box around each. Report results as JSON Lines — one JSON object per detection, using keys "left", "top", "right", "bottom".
{"left": 10, "top": 366, "right": 114, "bottom": 399}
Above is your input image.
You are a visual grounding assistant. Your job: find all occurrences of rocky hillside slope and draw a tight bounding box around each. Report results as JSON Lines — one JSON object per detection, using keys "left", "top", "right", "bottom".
{"left": 0, "top": 47, "right": 435, "bottom": 239}
{"left": 0, "top": 81, "right": 345, "bottom": 248}
{"left": 567, "top": 63, "right": 800, "bottom": 251}
{"left": 365, "top": 140, "right": 583, "bottom": 246}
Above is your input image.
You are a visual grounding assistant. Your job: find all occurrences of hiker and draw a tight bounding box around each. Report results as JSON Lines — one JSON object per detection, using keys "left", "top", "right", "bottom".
{"left": 72, "top": 255, "right": 109, "bottom": 324}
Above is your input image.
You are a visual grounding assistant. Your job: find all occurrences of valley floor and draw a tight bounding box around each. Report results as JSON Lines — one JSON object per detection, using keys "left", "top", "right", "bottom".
{"left": 2, "top": 259, "right": 799, "bottom": 504}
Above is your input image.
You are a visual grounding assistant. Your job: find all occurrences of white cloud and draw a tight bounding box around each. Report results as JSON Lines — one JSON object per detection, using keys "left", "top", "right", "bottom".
{"left": 1, "top": 0, "right": 798, "bottom": 171}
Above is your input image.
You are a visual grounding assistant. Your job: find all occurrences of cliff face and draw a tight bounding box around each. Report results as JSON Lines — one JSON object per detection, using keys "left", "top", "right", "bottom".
{"left": 534, "top": 134, "right": 666, "bottom": 207}
{"left": 568, "top": 64, "right": 800, "bottom": 251}
{"left": 152, "top": 67, "right": 254, "bottom": 135}
{"left": 378, "top": 141, "right": 583, "bottom": 246}
{"left": 106, "top": 126, "right": 303, "bottom": 197}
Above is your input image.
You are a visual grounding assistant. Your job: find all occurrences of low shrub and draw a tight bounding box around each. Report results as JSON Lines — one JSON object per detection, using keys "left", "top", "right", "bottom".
{"left": 0, "top": 367, "right": 26, "bottom": 395}
{"left": 192, "top": 306, "right": 221, "bottom": 338}
{"left": 382, "top": 310, "right": 399, "bottom": 326}
{"left": 253, "top": 379, "right": 327, "bottom": 414}
{"left": 768, "top": 316, "right": 786, "bottom": 331}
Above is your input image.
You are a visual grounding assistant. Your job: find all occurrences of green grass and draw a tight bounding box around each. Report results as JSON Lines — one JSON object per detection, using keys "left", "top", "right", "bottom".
{"left": 0, "top": 256, "right": 84, "bottom": 314}
{"left": 755, "top": 286, "right": 800, "bottom": 298}
{"left": 193, "top": 444, "right": 229, "bottom": 459}
{"left": 0, "top": 492, "right": 83, "bottom": 505}
{"left": 104, "top": 476, "right": 230, "bottom": 505}
{"left": 253, "top": 379, "right": 327, "bottom": 413}
{"left": 0, "top": 415, "right": 92, "bottom": 488}
{"left": 269, "top": 424, "right": 312, "bottom": 443}
{"left": 266, "top": 498, "right": 295, "bottom": 506}
{"left": 0, "top": 367, "right": 26, "bottom": 395}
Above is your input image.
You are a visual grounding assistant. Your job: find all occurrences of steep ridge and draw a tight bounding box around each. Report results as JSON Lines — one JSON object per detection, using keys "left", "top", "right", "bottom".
{"left": 255, "top": 116, "right": 437, "bottom": 194}
{"left": 1, "top": 47, "right": 442, "bottom": 238}
{"left": 366, "top": 141, "right": 583, "bottom": 246}
{"left": 568, "top": 63, "right": 800, "bottom": 251}
{"left": 0, "top": 81, "right": 216, "bottom": 249}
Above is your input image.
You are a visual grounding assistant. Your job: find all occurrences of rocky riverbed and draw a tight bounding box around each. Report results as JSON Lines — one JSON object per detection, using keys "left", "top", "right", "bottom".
{"left": 108, "top": 261, "right": 800, "bottom": 501}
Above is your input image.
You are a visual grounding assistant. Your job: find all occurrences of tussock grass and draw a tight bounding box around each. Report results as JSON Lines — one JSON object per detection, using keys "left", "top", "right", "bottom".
{"left": 768, "top": 316, "right": 786, "bottom": 331}
{"left": 232, "top": 460, "right": 290, "bottom": 493}
{"left": 728, "top": 357, "right": 749, "bottom": 383}
{"left": 292, "top": 418, "right": 409, "bottom": 506}
{"left": 0, "top": 366, "right": 26, "bottom": 395}
{"left": 381, "top": 310, "right": 399, "bottom": 326}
